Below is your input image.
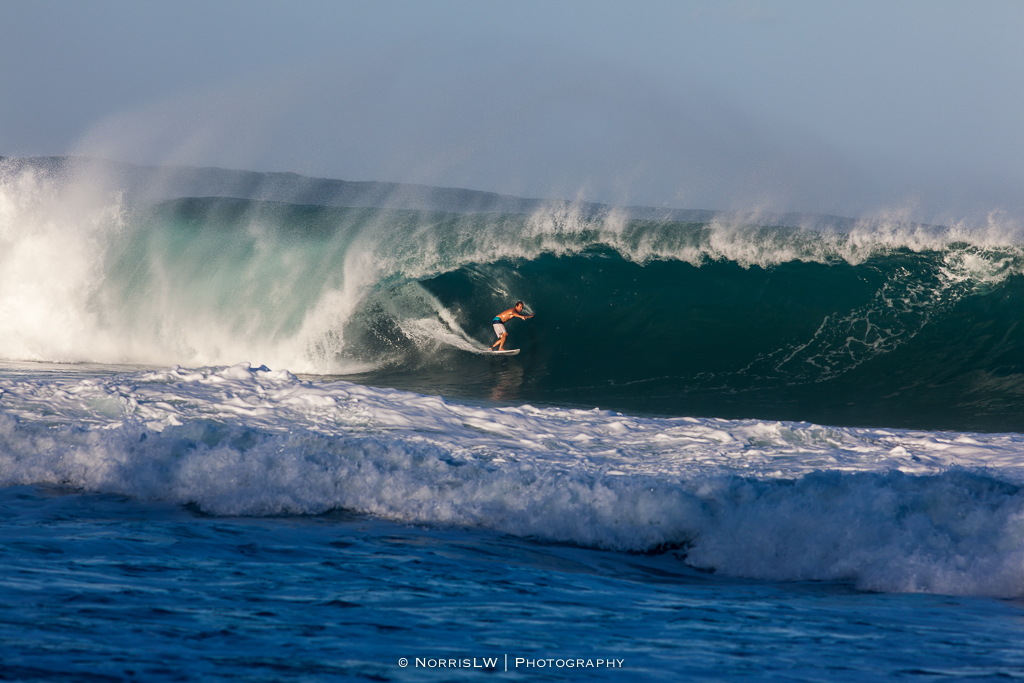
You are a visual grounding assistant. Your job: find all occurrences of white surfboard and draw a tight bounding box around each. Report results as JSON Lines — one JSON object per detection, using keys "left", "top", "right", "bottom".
{"left": 487, "top": 349, "right": 520, "bottom": 356}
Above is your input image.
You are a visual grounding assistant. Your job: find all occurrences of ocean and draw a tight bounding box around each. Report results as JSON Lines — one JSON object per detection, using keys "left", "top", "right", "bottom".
{"left": 1, "top": 157, "right": 1023, "bottom": 681}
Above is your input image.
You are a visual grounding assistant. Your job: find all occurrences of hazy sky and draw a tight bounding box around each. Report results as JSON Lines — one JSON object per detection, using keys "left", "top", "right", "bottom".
{"left": 2, "top": 0, "right": 1022, "bottom": 223}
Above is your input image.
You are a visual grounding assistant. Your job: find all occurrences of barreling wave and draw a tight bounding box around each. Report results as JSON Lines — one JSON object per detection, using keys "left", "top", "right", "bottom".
{"left": 1, "top": 162, "right": 1022, "bottom": 430}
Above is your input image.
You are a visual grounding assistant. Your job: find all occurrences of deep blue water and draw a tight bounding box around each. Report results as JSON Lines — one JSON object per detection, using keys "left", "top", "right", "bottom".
{"left": 4, "top": 485, "right": 1024, "bottom": 682}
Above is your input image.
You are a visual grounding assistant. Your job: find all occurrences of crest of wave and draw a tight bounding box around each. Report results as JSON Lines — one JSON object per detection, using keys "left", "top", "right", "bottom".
{"left": 512, "top": 202, "right": 1024, "bottom": 271}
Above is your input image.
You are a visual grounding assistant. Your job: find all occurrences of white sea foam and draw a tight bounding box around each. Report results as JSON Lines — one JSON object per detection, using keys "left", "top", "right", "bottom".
{"left": 1, "top": 363, "right": 1023, "bottom": 597}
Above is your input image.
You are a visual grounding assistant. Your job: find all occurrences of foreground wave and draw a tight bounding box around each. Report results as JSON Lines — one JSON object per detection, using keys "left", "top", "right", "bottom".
{"left": 2, "top": 363, "right": 1023, "bottom": 597}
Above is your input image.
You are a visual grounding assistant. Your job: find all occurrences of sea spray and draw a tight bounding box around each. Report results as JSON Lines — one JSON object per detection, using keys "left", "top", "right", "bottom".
{"left": 0, "top": 163, "right": 126, "bottom": 362}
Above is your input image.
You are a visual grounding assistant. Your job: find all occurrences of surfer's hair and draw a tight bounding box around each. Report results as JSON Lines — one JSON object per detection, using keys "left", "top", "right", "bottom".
{"left": 515, "top": 301, "right": 524, "bottom": 308}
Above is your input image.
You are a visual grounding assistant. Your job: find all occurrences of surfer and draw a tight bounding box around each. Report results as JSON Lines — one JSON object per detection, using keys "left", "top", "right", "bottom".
{"left": 490, "top": 301, "right": 533, "bottom": 351}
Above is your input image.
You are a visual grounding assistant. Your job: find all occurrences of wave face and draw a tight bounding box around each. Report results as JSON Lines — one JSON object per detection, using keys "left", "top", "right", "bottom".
{"left": 1, "top": 165, "right": 1022, "bottom": 431}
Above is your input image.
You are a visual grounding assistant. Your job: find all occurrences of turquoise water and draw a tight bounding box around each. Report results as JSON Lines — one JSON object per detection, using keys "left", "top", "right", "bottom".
{"left": 115, "top": 197, "right": 1024, "bottom": 431}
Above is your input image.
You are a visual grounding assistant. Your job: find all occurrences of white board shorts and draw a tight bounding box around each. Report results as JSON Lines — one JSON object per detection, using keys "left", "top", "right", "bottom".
{"left": 492, "top": 322, "right": 507, "bottom": 337}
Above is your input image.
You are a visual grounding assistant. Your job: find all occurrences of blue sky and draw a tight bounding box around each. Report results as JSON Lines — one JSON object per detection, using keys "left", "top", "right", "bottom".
{"left": 2, "top": 0, "right": 1022, "bottom": 222}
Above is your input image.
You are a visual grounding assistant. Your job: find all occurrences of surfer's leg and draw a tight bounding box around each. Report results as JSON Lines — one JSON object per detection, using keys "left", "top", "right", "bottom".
{"left": 491, "top": 322, "right": 507, "bottom": 349}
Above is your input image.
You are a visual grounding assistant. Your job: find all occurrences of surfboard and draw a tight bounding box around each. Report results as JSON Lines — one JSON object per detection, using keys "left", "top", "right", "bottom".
{"left": 487, "top": 349, "right": 520, "bottom": 356}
